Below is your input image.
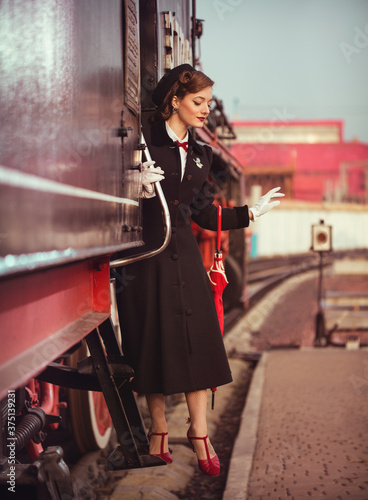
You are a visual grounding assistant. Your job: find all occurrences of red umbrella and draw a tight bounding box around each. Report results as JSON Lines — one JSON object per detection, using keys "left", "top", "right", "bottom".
{"left": 208, "top": 206, "right": 228, "bottom": 409}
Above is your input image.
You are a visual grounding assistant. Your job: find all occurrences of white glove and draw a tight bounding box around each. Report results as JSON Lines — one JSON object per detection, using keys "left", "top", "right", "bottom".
{"left": 141, "top": 160, "right": 165, "bottom": 198}
{"left": 249, "top": 187, "right": 285, "bottom": 221}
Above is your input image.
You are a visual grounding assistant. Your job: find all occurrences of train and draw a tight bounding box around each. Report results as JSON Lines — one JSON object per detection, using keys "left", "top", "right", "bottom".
{"left": 0, "top": 1, "right": 246, "bottom": 498}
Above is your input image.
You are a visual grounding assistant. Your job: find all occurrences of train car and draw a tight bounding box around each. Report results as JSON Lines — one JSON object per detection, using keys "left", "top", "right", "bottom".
{"left": 0, "top": 1, "right": 245, "bottom": 497}
{"left": 0, "top": 1, "right": 169, "bottom": 497}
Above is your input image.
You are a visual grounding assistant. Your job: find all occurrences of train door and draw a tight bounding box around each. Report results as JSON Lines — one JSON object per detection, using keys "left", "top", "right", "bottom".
{"left": 119, "top": 0, "right": 142, "bottom": 237}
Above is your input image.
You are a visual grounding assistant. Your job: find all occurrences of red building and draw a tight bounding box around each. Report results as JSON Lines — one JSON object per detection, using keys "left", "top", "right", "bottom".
{"left": 230, "top": 120, "right": 368, "bottom": 204}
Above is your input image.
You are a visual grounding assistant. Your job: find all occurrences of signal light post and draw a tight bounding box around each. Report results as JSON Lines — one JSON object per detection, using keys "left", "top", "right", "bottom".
{"left": 311, "top": 220, "right": 332, "bottom": 346}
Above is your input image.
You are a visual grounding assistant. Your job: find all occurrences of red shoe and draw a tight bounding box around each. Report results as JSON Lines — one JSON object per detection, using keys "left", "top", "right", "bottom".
{"left": 148, "top": 431, "right": 173, "bottom": 463}
{"left": 187, "top": 429, "right": 220, "bottom": 476}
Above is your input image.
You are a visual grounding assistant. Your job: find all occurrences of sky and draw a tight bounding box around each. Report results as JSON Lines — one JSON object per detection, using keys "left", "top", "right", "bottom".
{"left": 196, "top": 0, "right": 368, "bottom": 143}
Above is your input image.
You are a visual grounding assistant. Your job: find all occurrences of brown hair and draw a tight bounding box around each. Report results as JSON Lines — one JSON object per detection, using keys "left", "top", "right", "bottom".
{"left": 150, "top": 70, "right": 214, "bottom": 123}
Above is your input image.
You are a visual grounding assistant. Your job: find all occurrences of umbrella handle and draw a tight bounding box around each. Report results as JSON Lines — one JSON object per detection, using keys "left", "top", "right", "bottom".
{"left": 217, "top": 205, "right": 222, "bottom": 252}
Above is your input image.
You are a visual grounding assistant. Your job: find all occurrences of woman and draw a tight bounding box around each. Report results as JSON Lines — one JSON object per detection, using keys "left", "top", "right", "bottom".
{"left": 118, "top": 64, "right": 284, "bottom": 475}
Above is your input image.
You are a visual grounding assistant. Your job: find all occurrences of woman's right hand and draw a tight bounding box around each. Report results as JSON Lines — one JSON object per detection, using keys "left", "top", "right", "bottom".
{"left": 141, "top": 160, "right": 165, "bottom": 198}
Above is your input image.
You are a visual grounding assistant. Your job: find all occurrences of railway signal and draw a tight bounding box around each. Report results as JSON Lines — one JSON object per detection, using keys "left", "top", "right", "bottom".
{"left": 311, "top": 220, "right": 333, "bottom": 346}
{"left": 311, "top": 220, "right": 332, "bottom": 252}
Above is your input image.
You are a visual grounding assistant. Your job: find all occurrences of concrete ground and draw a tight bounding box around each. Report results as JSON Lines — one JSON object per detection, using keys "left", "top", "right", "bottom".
{"left": 224, "top": 349, "right": 368, "bottom": 500}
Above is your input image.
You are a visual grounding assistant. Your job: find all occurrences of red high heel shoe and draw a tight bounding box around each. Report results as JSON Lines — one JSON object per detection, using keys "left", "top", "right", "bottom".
{"left": 187, "top": 429, "right": 220, "bottom": 476}
{"left": 148, "top": 431, "right": 173, "bottom": 463}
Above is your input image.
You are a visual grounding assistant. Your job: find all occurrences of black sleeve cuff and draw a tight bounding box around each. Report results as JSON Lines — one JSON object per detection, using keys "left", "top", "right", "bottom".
{"left": 234, "top": 205, "right": 250, "bottom": 228}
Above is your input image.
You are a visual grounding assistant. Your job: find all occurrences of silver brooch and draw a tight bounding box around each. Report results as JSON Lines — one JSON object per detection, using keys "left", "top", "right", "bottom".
{"left": 194, "top": 157, "right": 203, "bottom": 169}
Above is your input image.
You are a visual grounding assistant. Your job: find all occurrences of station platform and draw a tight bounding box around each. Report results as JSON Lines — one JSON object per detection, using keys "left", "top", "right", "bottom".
{"left": 224, "top": 349, "right": 368, "bottom": 499}
{"left": 224, "top": 259, "right": 368, "bottom": 500}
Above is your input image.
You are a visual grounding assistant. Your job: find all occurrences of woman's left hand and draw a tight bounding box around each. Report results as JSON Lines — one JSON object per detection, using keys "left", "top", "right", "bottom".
{"left": 249, "top": 187, "right": 285, "bottom": 221}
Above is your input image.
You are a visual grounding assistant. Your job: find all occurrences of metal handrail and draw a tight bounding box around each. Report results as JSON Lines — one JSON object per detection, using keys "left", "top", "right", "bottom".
{"left": 110, "top": 133, "right": 171, "bottom": 268}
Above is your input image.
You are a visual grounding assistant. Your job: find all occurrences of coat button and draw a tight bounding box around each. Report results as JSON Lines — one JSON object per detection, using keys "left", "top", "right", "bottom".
{"left": 172, "top": 199, "right": 179, "bottom": 206}
{"left": 171, "top": 253, "right": 179, "bottom": 261}
{"left": 186, "top": 174, "right": 192, "bottom": 181}
{"left": 185, "top": 309, "right": 192, "bottom": 316}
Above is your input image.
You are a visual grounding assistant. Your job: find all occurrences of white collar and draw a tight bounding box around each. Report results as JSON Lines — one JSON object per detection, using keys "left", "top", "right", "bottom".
{"left": 165, "top": 121, "right": 189, "bottom": 144}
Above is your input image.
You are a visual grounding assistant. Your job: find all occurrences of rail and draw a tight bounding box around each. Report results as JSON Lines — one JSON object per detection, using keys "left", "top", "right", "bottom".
{"left": 224, "top": 249, "right": 368, "bottom": 332}
{"left": 110, "top": 133, "right": 171, "bottom": 268}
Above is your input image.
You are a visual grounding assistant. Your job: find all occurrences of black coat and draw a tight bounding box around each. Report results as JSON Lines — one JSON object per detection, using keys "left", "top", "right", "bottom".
{"left": 117, "top": 120, "right": 249, "bottom": 395}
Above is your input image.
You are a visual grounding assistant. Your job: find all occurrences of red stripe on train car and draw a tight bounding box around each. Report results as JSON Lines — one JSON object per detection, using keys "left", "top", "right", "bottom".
{"left": 0, "top": 257, "right": 110, "bottom": 399}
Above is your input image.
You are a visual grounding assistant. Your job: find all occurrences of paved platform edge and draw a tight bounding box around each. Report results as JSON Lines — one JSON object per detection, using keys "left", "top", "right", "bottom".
{"left": 222, "top": 352, "right": 267, "bottom": 500}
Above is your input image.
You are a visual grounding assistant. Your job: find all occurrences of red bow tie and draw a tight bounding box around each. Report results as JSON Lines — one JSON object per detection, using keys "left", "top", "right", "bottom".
{"left": 176, "top": 140, "right": 188, "bottom": 152}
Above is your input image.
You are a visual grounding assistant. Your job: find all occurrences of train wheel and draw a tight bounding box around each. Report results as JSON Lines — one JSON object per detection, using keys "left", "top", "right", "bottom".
{"left": 67, "top": 341, "right": 112, "bottom": 453}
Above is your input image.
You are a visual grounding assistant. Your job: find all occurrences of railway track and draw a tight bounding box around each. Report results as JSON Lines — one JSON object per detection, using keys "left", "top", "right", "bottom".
{"left": 225, "top": 249, "right": 368, "bottom": 331}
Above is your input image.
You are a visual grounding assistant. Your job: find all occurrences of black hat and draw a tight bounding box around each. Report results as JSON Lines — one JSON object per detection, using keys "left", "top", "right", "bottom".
{"left": 152, "top": 64, "right": 195, "bottom": 106}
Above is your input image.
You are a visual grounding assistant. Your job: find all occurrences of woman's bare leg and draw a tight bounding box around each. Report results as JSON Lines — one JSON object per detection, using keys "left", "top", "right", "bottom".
{"left": 145, "top": 393, "right": 169, "bottom": 455}
{"left": 185, "top": 390, "right": 216, "bottom": 460}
